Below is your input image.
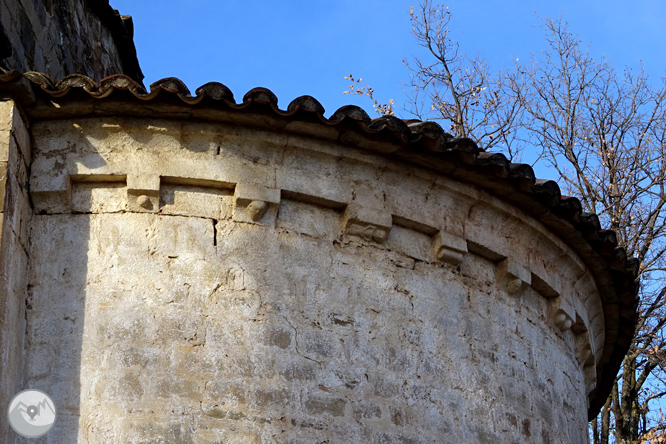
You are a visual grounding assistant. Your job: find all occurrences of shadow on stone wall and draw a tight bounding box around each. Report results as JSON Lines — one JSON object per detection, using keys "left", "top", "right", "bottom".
{"left": 17, "top": 132, "right": 106, "bottom": 443}
{"left": 20, "top": 214, "right": 90, "bottom": 443}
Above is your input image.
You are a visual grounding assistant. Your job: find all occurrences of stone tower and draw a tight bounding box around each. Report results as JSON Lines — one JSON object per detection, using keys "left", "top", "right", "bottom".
{"left": 0, "top": 0, "right": 142, "bottom": 83}
{"left": 0, "top": 3, "right": 638, "bottom": 444}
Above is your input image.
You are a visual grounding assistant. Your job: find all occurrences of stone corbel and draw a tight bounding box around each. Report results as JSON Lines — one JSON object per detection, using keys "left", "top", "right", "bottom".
{"left": 577, "top": 339, "right": 594, "bottom": 367}
{"left": 128, "top": 173, "right": 160, "bottom": 212}
{"left": 550, "top": 295, "right": 575, "bottom": 332}
{"left": 572, "top": 318, "right": 598, "bottom": 395}
{"left": 342, "top": 203, "right": 392, "bottom": 244}
{"left": 496, "top": 258, "right": 530, "bottom": 296}
{"left": 554, "top": 310, "right": 574, "bottom": 332}
{"left": 233, "top": 183, "right": 280, "bottom": 224}
{"left": 533, "top": 272, "right": 577, "bottom": 333}
{"left": 431, "top": 231, "right": 467, "bottom": 266}
{"left": 584, "top": 366, "right": 597, "bottom": 396}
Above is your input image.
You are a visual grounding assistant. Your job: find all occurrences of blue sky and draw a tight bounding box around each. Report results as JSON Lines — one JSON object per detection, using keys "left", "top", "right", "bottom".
{"left": 110, "top": 0, "right": 666, "bottom": 119}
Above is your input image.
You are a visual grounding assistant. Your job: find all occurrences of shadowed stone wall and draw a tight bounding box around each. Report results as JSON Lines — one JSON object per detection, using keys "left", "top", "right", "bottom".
{"left": 15, "top": 116, "right": 603, "bottom": 443}
{"left": 0, "top": 99, "right": 31, "bottom": 444}
{"left": 0, "top": 0, "right": 142, "bottom": 82}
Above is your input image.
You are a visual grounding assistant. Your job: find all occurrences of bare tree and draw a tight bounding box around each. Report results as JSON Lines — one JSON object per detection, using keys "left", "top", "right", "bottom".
{"left": 344, "top": 74, "right": 396, "bottom": 116}
{"left": 345, "top": 1, "right": 525, "bottom": 159}
{"left": 347, "top": 3, "right": 666, "bottom": 443}
{"left": 404, "top": 0, "right": 525, "bottom": 158}
{"left": 517, "top": 18, "right": 666, "bottom": 444}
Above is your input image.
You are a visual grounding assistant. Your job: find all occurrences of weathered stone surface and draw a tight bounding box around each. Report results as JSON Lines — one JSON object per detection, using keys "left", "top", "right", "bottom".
{"left": 10, "top": 116, "right": 603, "bottom": 443}
{"left": 0, "top": 0, "right": 142, "bottom": 83}
{"left": 0, "top": 100, "right": 31, "bottom": 444}
{"left": 0, "top": 160, "right": 6, "bottom": 210}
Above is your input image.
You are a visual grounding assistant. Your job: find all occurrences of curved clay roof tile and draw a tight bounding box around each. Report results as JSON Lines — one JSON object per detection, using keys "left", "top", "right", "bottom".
{"left": 98, "top": 74, "right": 147, "bottom": 96}
{"left": 242, "top": 87, "right": 279, "bottom": 107}
{"left": 195, "top": 82, "right": 236, "bottom": 104}
{"left": 329, "top": 105, "right": 372, "bottom": 126}
{"left": 286, "top": 95, "right": 326, "bottom": 115}
{"left": 367, "top": 115, "right": 413, "bottom": 139}
{"left": 149, "top": 77, "right": 192, "bottom": 97}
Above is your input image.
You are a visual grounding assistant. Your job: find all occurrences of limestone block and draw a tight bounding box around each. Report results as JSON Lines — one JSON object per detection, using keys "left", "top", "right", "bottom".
{"left": 432, "top": 230, "right": 468, "bottom": 265}
{"left": 162, "top": 149, "right": 277, "bottom": 191}
{"left": 277, "top": 147, "right": 352, "bottom": 207}
{"left": 276, "top": 199, "right": 341, "bottom": 240}
{"left": 0, "top": 129, "right": 8, "bottom": 165}
{"left": 0, "top": 226, "right": 29, "bottom": 444}
{"left": 0, "top": 100, "right": 12, "bottom": 134}
{"left": 235, "top": 183, "right": 281, "bottom": 205}
{"left": 573, "top": 273, "right": 604, "bottom": 357}
{"left": 0, "top": 103, "right": 13, "bottom": 156}
{"left": 388, "top": 178, "right": 469, "bottom": 240}
{"left": 72, "top": 182, "right": 127, "bottom": 214}
{"left": 465, "top": 202, "right": 531, "bottom": 268}
{"left": 285, "top": 120, "right": 339, "bottom": 140}
{"left": 385, "top": 224, "right": 432, "bottom": 262}
{"left": 2, "top": 168, "right": 31, "bottom": 249}
{"left": 0, "top": 101, "right": 30, "bottom": 164}
{"left": 593, "top": 326, "right": 606, "bottom": 362}
{"left": 0, "top": 106, "right": 32, "bottom": 436}
{"left": 10, "top": 104, "right": 29, "bottom": 164}
{"left": 160, "top": 184, "right": 233, "bottom": 220}
{"left": 30, "top": 164, "right": 71, "bottom": 213}
{"left": 0, "top": 161, "right": 6, "bottom": 212}
{"left": 342, "top": 202, "right": 392, "bottom": 243}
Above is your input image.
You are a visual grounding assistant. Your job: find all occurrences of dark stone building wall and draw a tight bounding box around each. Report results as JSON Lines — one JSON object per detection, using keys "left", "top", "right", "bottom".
{"left": 0, "top": 0, "right": 142, "bottom": 83}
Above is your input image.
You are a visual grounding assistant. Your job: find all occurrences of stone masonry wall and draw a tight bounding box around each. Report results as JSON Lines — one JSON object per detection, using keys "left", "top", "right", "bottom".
{"left": 0, "top": 0, "right": 129, "bottom": 81}
{"left": 0, "top": 98, "right": 31, "bottom": 443}
{"left": 15, "top": 115, "right": 605, "bottom": 443}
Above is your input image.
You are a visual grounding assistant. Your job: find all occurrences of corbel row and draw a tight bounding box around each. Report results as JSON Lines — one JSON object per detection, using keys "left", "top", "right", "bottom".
{"left": 339, "top": 198, "right": 596, "bottom": 393}
{"left": 32, "top": 172, "right": 599, "bottom": 395}
{"left": 341, "top": 202, "right": 469, "bottom": 267}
